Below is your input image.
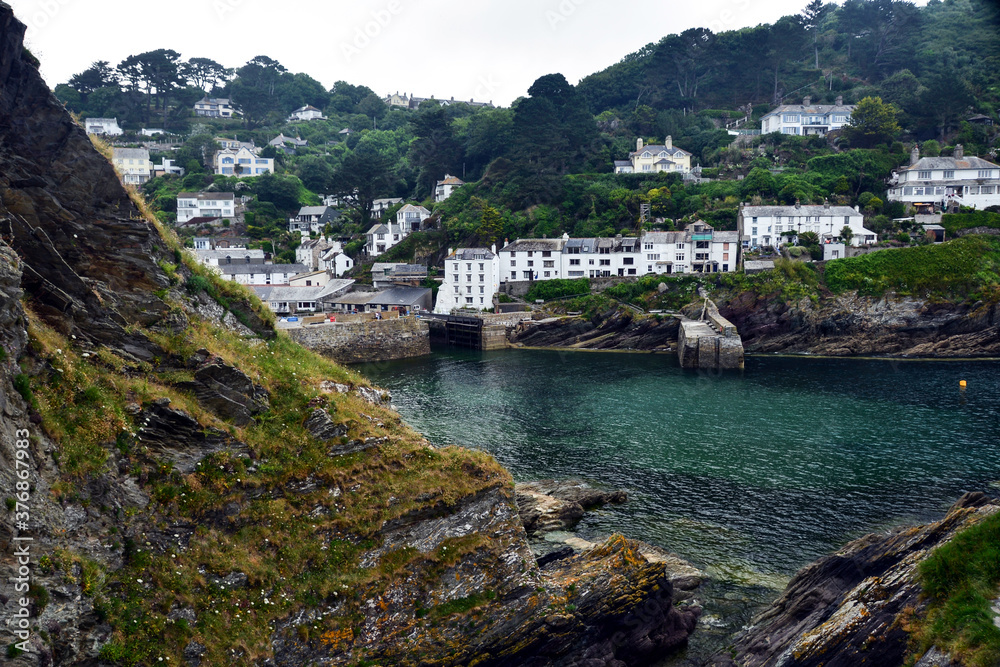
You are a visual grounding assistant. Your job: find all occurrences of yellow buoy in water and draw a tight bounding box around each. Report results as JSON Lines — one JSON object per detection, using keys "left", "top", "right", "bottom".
{"left": 960, "top": 380, "right": 968, "bottom": 388}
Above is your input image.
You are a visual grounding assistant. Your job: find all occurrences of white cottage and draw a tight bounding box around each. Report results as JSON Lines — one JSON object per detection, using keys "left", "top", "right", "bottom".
{"left": 435, "top": 246, "right": 500, "bottom": 313}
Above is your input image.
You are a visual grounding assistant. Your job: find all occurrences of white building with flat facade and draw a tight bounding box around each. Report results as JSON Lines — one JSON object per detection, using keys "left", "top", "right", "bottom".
{"left": 642, "top": 223, "right": 739, "bottom": 275}
{"left": 887, "top": 145, "right": 1000, "bottom": 211}
{"left": 738, "top": 202, "right": 876, "bottom": 249}
{"left": 177, "top": 192, "right": 236, "bottom": 223}
{"left": 435, "top": 246, "right": 500, "bottom": 313}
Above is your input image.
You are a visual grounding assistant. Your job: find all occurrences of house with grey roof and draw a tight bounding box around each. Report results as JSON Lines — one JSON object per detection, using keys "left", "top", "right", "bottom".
{"left": 760, "top": 96, "right": 854, "bottom": 136}
{"left": 218, "top": 263, "right": 309, "bottom": 286}
{"left": 112, "top": 148, "right": 152, "bottom": 185}
{"left": 289, "top": 206, "right": 340, "bottom": 234}
{"left": 738, "top": 201, "right": 876, "bottom": 250}
{"left": 435, "top": 247, "right": 499, "bottom": 313}
{"left": 640, "top": 222, "right": 740, "bottom": 275}
{"left": 887, "top": 144, "right": 1000, "bottom": 211}
{"left": 368, "top": 287, "right": 433, "bottom": 313}
{"left": 365, "top": 222, "right": 406, "bottom": 257}
{"left": 615, "top": 137, "right": 692, "bottom": 174}
{"left": 269, "top": 133, "right": 309, "bottom": 155}
{"left": 395, "top": 204, "right": 431, "bottom": 233}
{"left": 498, "top": 237, "right": 570, "bottom": 283}
{"left": 194, "top": 248, "right": 266, "bottom": 267}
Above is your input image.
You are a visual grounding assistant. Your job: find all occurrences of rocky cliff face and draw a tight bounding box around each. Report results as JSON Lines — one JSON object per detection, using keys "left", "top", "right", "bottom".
{"left": 511, "top": 310, "right": 681, "bottom": 351}
{"left": 720, "top": 291, "right": 1000, "bottom": 357}
{"left": 710, "top": 493, "right": 999, "bottom": 667}
{"left": 0, "top": 5, "right": 697, "bottom": 665}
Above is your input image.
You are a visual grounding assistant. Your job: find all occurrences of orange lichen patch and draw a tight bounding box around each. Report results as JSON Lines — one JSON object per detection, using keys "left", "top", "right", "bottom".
{"left": 320, "top": 627, "right": 353, "bottom": 648}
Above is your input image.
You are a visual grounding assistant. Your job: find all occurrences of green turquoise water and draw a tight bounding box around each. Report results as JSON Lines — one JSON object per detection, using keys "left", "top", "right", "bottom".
{"left": 359, "top": 349, "right": 1000, "bottom": 656}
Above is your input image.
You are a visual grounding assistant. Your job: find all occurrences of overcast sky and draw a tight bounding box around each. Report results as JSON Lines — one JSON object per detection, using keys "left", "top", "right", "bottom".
{"left": 10, "top": 0, "right": 918, "bottom": 107}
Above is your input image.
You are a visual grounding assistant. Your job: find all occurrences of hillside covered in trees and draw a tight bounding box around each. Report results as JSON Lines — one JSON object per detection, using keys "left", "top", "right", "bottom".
{"left": 54, "top": 0, "right": 1000, "bottom": 260}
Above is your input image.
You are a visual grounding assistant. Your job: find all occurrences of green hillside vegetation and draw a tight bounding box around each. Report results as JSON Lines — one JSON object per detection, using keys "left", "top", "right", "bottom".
{"left": 58, "top": 0, "right": 1000, "bottom": 267}
{"left": 823, "top": 234, "right": 1000, "bottom": 298}
{"left": 914, "top": 510, "right": 1000, "bottom": 667}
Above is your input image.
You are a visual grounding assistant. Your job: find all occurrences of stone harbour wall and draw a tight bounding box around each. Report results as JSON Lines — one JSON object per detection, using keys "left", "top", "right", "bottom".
{"left": 286, "top": 317, "right": 431, "bottom": 364}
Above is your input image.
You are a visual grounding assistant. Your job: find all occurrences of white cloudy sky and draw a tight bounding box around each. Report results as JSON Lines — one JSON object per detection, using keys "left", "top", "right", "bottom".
{"left": 9, "top": 0, "right": 913, "bottom": 106}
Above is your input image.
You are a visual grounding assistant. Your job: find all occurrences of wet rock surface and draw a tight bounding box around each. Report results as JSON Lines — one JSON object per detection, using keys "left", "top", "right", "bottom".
{"left": 709, "top": 493, "right": 1000, "bottom": 667}
{"left": 511, "top": 310, "right": 680, "bottom": 351}
{"left": 721, "top": 292, "right": 1000, "bottom": 358}
{"left": 516, "top": 479, "right": 628, "bottom": 535}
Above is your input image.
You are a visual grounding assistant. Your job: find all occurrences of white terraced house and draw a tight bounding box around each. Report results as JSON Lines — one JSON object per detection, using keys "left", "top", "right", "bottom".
{"left": 562, "top": 235, "right": 642, "bottom": 278}
{"left": 435, "top": 246, "right": 500, "bottom": 313}
{"left": 641, "top": 223, "right": 740, "bottom": 275}
{"left": 177, "top": 192, "right": 235, "bottom": 223}
{"left": 737, "top": 202, "right": 876, "bottom": 249}
{"left": 499, "top": 237, "right": 570, "bottom": 282}
{"left": 887, "top": 145, "right": 1000, "bottom": 211}
{"left": 759, "top": 96, "right": 854, "bottom": 136}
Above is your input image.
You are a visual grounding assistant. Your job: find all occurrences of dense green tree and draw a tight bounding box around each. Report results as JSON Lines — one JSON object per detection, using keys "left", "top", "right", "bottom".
{"left": 328, "top": 81, "right": 378, "bottom": 114}
{"left": 409, "top": 108, "right": 462, "bottom": 198}
{"left": 68, "top": 61, "right": 117, "bottom": 101}
{"left": 183, "top": 58, "right": 231, "bottom": 92}
{"left": 330, "top": 138, "right": 400, "bottom": 228}
{"left": 116, "top": 49, "right": 183, "bottom": 124}
{"left": 254, "top": 172, "right": 306, "bottom": 212}
{"left": 229, "top": 56, "right": 288, "bottom": 127}
{"left": 842, "top": 96, "right": 900, "bottom": 148}
{"left": 801, "top": 0, "right": 831, "bottom": 70}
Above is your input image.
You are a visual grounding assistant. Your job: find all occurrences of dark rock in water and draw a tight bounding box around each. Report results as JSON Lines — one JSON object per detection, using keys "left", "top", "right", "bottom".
{"left": 303, "top": 407, "right": 347, "bottom": 441}
{"left": 516, "top": 479, "right": 628, "bottom": 535}
{"left": 139, "top": 401, "right": 249, "bottom": 473}
{"left": 511, "top": 310, "right": 680, "bottom": 351}
{"left": 709, "top": 497, "right": 1000, "bottom": 667}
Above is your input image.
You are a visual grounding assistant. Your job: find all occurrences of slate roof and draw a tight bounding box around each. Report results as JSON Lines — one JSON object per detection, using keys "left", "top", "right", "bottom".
{"left": 760, "top": 103, "right": 855, "bottom": 117}
{"left": 218, "top": 263, "right": 308, "bottom": 275}
{"left": 367, "top": 287, "right": 432, "bottom": 306}
{"left": 113, "top": 148, "right": 149, "bottom": 160}
{"left": 741, "top": 205, "right": 860, "bottom": 217}
{"left": 641, "top": 232, "right": 685, "bottom": 244}
{"left": 903, "top": 156, "right": 1000, "bottom": 172}
{"left": 500, "top": 238, "right": 568, "bottom": 253}
{"left": 451, "top": 248, "right": 495, "bottom": 260}
{"left": 179, "top": 192, "right": 235, "bottom": 201}
{"left": 714, "top": 231, "right": 740, "bottom": 243}
{"left": 437, "top": 176, "right": 465, "bottom": 185}
{"left": 330, "top": 291, "right": 376, "bottom": 305}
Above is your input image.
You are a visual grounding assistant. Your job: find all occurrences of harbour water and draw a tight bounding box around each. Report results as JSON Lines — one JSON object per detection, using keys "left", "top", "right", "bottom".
{"left": 359, "top": 349, "right": 1000, "bottom": 660}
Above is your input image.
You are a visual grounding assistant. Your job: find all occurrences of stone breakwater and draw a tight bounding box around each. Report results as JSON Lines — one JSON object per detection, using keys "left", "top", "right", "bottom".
{"left": 285, "top": 317, "right": 431, "bottom": 364}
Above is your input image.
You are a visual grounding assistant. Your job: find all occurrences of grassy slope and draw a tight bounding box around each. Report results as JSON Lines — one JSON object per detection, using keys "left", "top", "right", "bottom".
{"left": 17, "top": 206, "right": 508, "bottom": 665}
{"left": 914, "top": 510, "right": 1000, "bottom": 667}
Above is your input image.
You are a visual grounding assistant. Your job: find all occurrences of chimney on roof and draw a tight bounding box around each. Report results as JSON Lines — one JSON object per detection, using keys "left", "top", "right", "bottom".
{"left": 637, "top": 138, "right": 644, "bottom": 151}
{"left": 795, "top": 199, "right": 801, "bottom": 209}
{"left": 665, "top": 135, "right": 673, "bottom": 150}
{"left": 835, "top": 95, "right": 843, "bottom": 106}
{"left": 954, "top": 143, "right": 964, "bottom": 158}
{"left": 910, "top": 144, "right": 920, "bottom": 166}
{"left": 824, "top": 199, "right": 830, "bottom": 209}
{"left": 803, "top": 96, "right": 811, "bottom": 106}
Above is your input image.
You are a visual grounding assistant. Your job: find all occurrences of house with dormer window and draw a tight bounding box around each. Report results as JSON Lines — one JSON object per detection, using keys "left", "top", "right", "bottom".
{"left": 615, "top": 137, "right": 692, "bottom": 174}
{"left": 887, "top": 144, "right": 1000, "bottom": 211}
{"left": 760, "top": 96, "right": 855, "bottom": 136}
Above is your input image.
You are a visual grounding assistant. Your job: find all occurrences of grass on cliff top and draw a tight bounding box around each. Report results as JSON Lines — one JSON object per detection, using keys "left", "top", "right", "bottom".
{"left": 912, "top": 509, "right": 1000, "bottom": 667}
{"left": 22, "top": 297, "right": 509, "bottom": 666}
{"left": 824, "top": 235, "right": 1000, "bottom": 301}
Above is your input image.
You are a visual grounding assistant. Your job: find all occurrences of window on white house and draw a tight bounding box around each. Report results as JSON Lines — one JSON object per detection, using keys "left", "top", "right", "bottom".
{"left": 978, "top": 170, "right": 995, "bottom": 178}
{"left": 918, "top": 171, "right": 931, "bottom": 179}
{"left": 944, "top": 170, "right": 955, "bottom": 179}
